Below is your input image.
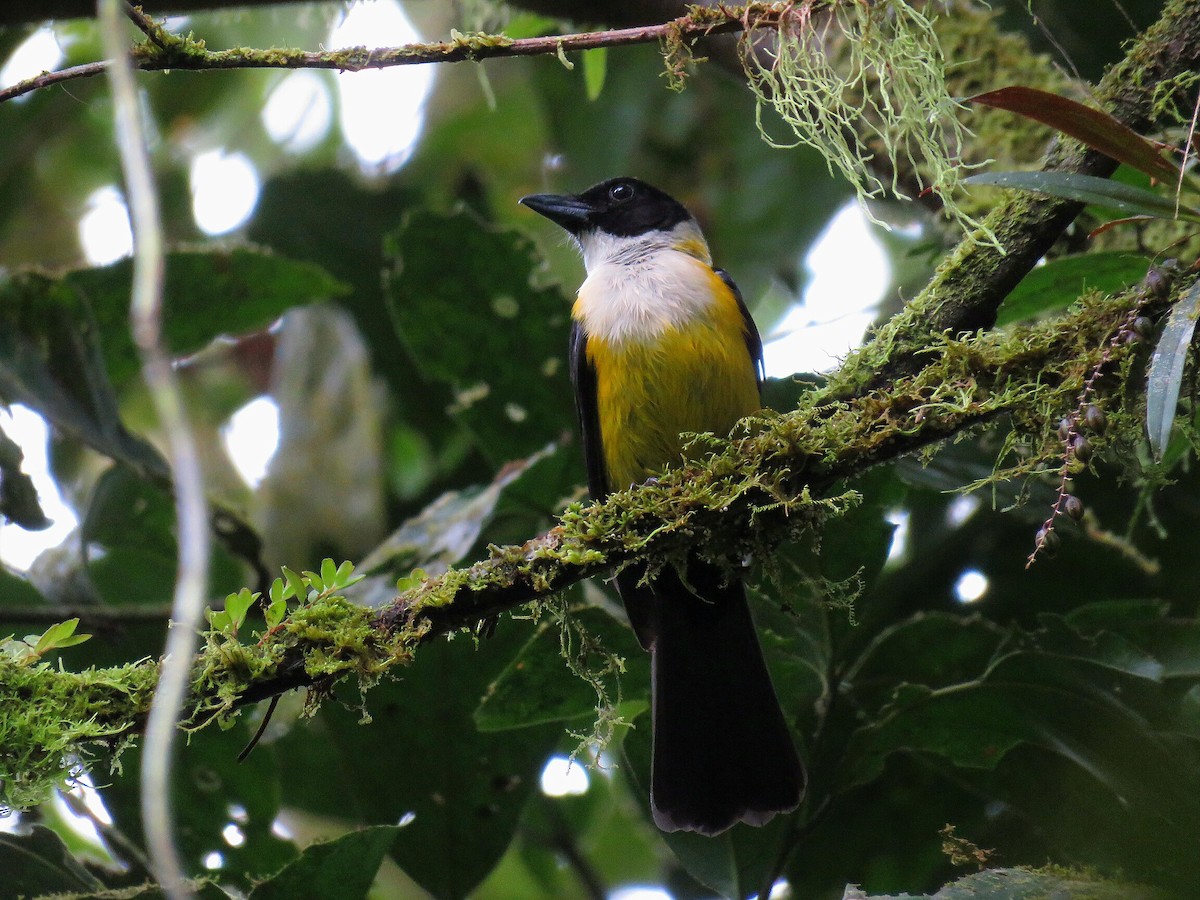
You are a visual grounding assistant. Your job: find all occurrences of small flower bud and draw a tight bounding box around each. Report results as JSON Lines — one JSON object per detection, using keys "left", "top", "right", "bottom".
{"left": 1132, "top": 316, "right": 1154, "bottom": 339}
{"left": 1057, "top": 417, "right": 1073, "bottom": 441}
{"left": 1063, "top": 494, "right": 1084, "bottom": 521}
{"left": 1071, "top": 434, "right": 1093, "bottom": 463}
{"left": 1036, "top": 526, "right": 1061, "bottom": 555}
{"left": 1084, "top": 404, "right": 1107, "bottom": 434}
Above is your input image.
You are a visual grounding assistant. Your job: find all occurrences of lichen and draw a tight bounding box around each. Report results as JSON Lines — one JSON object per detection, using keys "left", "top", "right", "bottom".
{"left": 738, "top": 0, "right": 995, "bottom": 240}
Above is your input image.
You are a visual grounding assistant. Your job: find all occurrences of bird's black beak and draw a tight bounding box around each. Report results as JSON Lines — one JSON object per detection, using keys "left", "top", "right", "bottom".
{"left": 518, "top": 193, "right": 593, "bottom": 232}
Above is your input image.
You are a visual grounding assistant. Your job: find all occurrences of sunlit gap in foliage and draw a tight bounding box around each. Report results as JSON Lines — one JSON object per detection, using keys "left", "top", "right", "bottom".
{"left": 762, "top": 201, "right": 890, "bottom": 377}
{"left": 222, "top": 396, "right": 281, "bottom": 489}
{"left": 946, "top": 494, "right": 981, "bottom": 528}
{"left": 539, "top": 755, "right": 589, "bottom": 798}
{"left": 329, "top": 0, "right": 434, "bottom": 175}
{"left": 0, "top": 405, "right": 79, "bottom": 571}
{"left": 221, "top": 822, "right": 245, "bottom": 848}
{"left": 191, "top": 150, "right": 261, "bottom": 236}
{"left": 954, "top": 568, "right": 989, "bottom": 604}
{"left": 0, "top": 25, "right": 64, "bottom": 96}
{"left": 202, "top": 851, "right": 224, "bottom": 871}
{"left": 884, "top": 509, "right": 910, "bottom": 566}
{"left": 51, "top": 774, "right": 114, "bottom": 859}
{"left": 78, "top": 186, "right": 134, "bottom": 266}
{"left": 262, "top": 70, "right": 333, "bottom": 154}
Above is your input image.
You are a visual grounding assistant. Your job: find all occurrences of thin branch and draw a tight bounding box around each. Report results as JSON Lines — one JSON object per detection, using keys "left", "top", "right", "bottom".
{"left": 122, "top": 2, "right": 169, "bottom": 52}
{"left": 0, "top": 4, "right": 789, "bottom": 105}
{"left": 99, "top": 0, "right": 211, "bottom": 897}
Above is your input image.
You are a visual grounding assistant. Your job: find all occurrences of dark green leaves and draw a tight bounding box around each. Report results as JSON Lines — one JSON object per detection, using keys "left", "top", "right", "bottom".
{"left": 0, "top": 825, "right": 102, "bottom": 896}
{"left": 995, "top": 252, "right": 1151, "bottom": 325}
{"left": 384, "top": 208, "right": 575, "bottom": 465}
{"left": 248, "top": 826, "right": 400, "bottom": 900}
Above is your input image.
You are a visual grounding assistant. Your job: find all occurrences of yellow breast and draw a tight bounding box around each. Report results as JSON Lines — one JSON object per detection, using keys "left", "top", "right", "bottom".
{"left": 577, "top": 260, "right": 760, "bottom": 490}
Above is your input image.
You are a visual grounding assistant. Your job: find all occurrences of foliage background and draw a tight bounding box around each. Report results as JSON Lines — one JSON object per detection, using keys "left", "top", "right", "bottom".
{"left": 2, "top": 1, "right": 1200, "bottom": 898}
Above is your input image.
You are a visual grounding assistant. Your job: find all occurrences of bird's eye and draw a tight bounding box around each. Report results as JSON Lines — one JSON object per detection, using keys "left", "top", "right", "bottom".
{"left": 608, "top": 182, "right": 634, "bottom": 203}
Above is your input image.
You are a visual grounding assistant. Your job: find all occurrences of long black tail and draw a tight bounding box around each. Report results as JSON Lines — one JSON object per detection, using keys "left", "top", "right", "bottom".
{"left": 622, "top": 563, "right": 805, "bottom": 835}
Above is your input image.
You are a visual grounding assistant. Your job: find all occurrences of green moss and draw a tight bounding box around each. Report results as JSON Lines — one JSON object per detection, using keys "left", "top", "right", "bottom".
{"left": 0, "top": 658, "right": 159, "bottom": 810}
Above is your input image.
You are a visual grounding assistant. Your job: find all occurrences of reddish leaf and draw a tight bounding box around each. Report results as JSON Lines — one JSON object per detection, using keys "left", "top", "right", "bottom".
{"left": 970, "top": 86, "right": 1181, "bottom": 184}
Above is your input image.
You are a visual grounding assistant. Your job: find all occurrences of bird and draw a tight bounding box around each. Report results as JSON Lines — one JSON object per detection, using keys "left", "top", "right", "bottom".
{"left": 519, "top": 177, "right": 804, "bottom": 836}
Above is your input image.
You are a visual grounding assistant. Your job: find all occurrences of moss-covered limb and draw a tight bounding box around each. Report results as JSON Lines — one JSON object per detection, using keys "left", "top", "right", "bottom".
{"left": 0, "top": 2, "right": 811, "bottom": 105}
{"left": 1, "top": 270, "right": 1181, "bottom": 810}
{"left": 833, "top": 0, "right": 1200, "bottom": 398}
{"left": 386, "top": 276, "right": 1176, "bottom": 640}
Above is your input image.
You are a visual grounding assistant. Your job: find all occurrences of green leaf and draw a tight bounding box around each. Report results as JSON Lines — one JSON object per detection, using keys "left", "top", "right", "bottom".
{"left": 475, "top": 601, "right": 648, "bottom": 731}
{"left": 582, "top": 47, "right": 607, "bottom": 101}
{"left": 970, "top": 87, "right": 1183, "bottom": 184}
{"left": 62, "top": 248, "right": 348, "bottom": 393}
{"left": 0, "top": 423, "right": 50, "bottom": 530}
{"left": 101, "top": 718, "right": 296, "bottom": 887}
{"left": 0, "top": 824, "right": 103, "bottom": 895}
{"left": 840, "top": 651, "right": 1200, "bottom": 823}
{"left": 248, "top": 825, "right": 400, "bottom": 900}
{"left": 281, "top": 566, "right": 306, "bottom": 601}
{"left": 32, "top": 618, "right": 81, "bottom": 654}
{"left": 384, "top": 208, "right": 576, "bottom": 465}
{"left": 320, "top": 557, "right": 338, "bottom": 588}
{"left": 275, "top": 617, "right": 562, "bottom": 898}
{"left": 996, "top": 252, "right": 1151, "bottom": 325}
{"left": 964, "top": 171, "right": 1200, "bottom": 221}
{"left": 224, "top": 588, "right": 258, "bottom": 633}
{"left": 0, "top": 272, "right": 167, "bottom": 479}
{"left": 1147, "top": 280, "right": 1200, "bottom": 458}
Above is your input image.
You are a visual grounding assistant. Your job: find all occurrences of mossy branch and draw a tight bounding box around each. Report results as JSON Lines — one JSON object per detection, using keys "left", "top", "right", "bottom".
{"left": 4, "top": 269, "right": 1186, "bottom": 809}
{"left": 0, "top": 2, "right": 808, "bottom": 105}
{"left": 7, "top": 0, "right": 1200, "bottom": 815}
{"left": 834, "top": 0, "right": 1200, "bottom": 396}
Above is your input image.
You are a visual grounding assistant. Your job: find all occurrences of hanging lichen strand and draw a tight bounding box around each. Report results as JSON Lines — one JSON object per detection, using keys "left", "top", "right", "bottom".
{"left": 740, "top": 0, "right": 993, "bottom": 241}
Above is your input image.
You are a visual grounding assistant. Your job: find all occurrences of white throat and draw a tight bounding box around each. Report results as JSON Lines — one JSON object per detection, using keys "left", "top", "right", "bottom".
{"left": 574, "top": 220, "right": 718, "bottom": 346}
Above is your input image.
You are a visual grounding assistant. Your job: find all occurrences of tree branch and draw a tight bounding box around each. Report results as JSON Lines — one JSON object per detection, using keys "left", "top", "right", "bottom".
{"left": 834, "top": 0, "right": 1200, "bottom": 395}
{"left": 0, "top": 3, "right": 794, "bottom": 105}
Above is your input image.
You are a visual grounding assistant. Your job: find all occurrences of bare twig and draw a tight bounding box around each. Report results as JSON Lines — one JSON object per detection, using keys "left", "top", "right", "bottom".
{"left": 98, "top": 0, "right": 211, "bottom": 897}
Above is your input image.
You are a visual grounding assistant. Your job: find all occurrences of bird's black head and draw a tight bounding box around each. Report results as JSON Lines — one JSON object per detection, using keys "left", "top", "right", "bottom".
{"left": 519, "top": 177, "right": 692, "bottom": 237}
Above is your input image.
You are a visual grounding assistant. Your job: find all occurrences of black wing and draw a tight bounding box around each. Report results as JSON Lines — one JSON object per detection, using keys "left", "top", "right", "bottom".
{"left": 569, "top": 321, "right": 609, "bottom": 499}
{"left": 714, "top": 268, "right": 764, "bottom": 398}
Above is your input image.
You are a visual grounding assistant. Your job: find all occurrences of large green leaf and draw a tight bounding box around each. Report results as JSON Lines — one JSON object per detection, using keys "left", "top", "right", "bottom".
{"left": 475, "top": 601, "right": 649, "bottom": 732}
{"left": 996, "top": 251, "right": 1150, "bottom": 325}
{"left": 0, "top": 824, "right": 103, "bottom": 895}
{"left": 248, "top": 825, "right": 400, "bottom": 900}
{"left": 100, "top": 718, "right": 296, "bottom": 889}
{"left": 840, "top": 650, "right": 1200, "bottom": 822}
{"left": 383, "top": 208, "right": 575, "bottom": 465}
{"left": 274, "top": 616, "right": 562, "bottom": 899}
{"left": 62, "top": 248, "right": 348, "bottom": 394}
{"left": 0, "top": 272, "right": 165, "bottom": 478}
